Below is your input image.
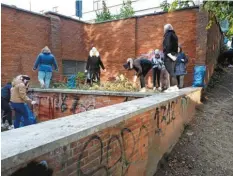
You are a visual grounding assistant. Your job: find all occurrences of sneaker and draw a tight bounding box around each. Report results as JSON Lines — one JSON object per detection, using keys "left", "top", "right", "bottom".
{"left": 8, "top": 125, "right": 14, "bottom": 130}
{"left": 139, "top": 88, "right": 146, "bottom": 93}
{"left": 228, "top": 64, "right": 233, "bottom": 68}
{"left": 157, "top": 87, "right": 162, "bottom": 91}
{"left": 1, "top": 123, "right": 5, "bottom": 128}
{"left": 153, "top": 87, "right": 156, "bottom": 91}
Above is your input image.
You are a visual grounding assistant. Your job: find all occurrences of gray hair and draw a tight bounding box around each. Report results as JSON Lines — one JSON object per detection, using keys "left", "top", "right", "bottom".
{"left": 164, "top": 24, "right": 174, "bottom": 33}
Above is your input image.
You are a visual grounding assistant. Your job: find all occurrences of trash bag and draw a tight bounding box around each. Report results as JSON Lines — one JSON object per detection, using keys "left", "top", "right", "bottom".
{"left": 192, "top": 65, "right": 206, "bottom": 87}
{"left": 67, "top": 75, "right": 77, "bottom": 89}
{"left": 19, "top": 104, "right": 37, "bottom": 127}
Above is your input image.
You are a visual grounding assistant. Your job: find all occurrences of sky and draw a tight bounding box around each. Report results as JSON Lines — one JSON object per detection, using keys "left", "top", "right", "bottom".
{"left": 1, "top": 0, "right": 77, "bottom": 17}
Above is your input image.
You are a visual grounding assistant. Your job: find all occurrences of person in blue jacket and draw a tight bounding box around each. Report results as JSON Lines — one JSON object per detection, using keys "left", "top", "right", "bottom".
{"left": 175, "top": 45, "right": 188, "bottom": 89}
{"left": 1, "top": 82, "right": 14, "bottom": 130}
{"left": 33, "top": 46, "right": 58, "bottom": 88}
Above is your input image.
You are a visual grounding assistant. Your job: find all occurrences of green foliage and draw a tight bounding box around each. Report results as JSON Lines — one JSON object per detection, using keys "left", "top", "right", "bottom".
{"left": 95, "top": 0, "right": 135, "bottom": 22}
{"left": 202, "top": 1, "right": 233, "bottom": 37}
{"left": 95, "top": 0, "right": 113, "bottom": 22}
{"left": 119, "top": 0, "right": 135, "bottom": 18}
{"left": 160, "top": 0, "right": 195, "bottom": 12}
{"left": 76, "top": 72, "right": 86, "bottom": 86}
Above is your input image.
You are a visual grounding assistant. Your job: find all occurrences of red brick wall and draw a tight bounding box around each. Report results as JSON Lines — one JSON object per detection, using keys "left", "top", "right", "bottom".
{"left": 1, "top": 5, "right": 222, "bottom": 87}
{"left": 85, "top": 19, "right": 136, "bottom": 82}
{"left": 28, "top": 91, "right": 138, "bottom": 121}
{"left": 136, "top": 10, "right": 197, "bottom": 86}
{"left": 1, "top": 5, "right": 50, "bottom": 85}
{"left": 2, "top": 90, "right": 201, "bottom": 176}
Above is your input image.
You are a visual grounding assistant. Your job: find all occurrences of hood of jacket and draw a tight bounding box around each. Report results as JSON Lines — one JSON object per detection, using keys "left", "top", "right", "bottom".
{"left": 41, "top": 46, "right": 51, "bottom": 54}
{"left": 89, "top": 47, "right": 99, "bottom": 57}
{"left": 12, "top": 75, "right": 30, "bottom": 87}
{"left": 127, "top": 58, "right": 133, "bottom": 69}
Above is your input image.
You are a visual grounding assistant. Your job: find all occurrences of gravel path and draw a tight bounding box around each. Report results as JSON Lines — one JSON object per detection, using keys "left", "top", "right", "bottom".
{"left": 155, "top": 68, "right": 233, "bottom": 176}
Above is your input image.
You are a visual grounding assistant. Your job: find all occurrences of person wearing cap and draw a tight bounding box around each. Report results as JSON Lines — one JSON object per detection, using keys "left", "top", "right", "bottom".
{"left": 10, "top": 75, "right": 36, "bottom": 128}
{"left": 33, "top": 46, "right": 58, "bottom": 89}
{"left": 152, "top": 49, "right": 164, "bottom": 90}
{"left": 123, "top": 57, "right": 152, "bottom": 92}
{"left": 163, "top": 24, "right": 179, "bottom": 91}
{"left": 85, "top": 47, "right": 106, "bottom": 86}
{"left": 175, "top": 45, "right": 188, "bottom": 89}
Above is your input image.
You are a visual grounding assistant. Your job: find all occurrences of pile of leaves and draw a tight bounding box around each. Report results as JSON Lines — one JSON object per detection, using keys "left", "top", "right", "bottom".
{"left": 89, "top": 74, "right": 139, "bottom": 92}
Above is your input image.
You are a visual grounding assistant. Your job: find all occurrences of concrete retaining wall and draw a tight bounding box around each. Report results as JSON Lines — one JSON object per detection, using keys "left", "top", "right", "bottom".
{"left": 1, "top": 87, "right": 201, "bottom": 176}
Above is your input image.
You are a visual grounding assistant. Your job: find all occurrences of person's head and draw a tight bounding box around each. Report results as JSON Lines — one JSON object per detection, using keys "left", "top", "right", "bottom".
{"left": 123, "top": 58, "right": 133, "bottom": 70}
{"left": 154, "top": 49, "right": 160, "bottom": 59}
{"left": 18, "top": 75, "right": 31, "bottom": 86}
{"left": 41, "top": 46, "right": 51, "bottom": 54}
{"left": 90, "top": 47, "right": 99, "bottom": 57}
{"left": 164, "top": 24, "right": 174, "bottom": 34}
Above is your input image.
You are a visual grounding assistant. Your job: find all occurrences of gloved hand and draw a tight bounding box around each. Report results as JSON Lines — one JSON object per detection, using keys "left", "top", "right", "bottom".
{"left": 133, "top": 76, "right": 137, "bottom": 83}
{"left": 85, "top": 70, "right": 88, "bottom": 73}
{"left": 181, "top": 59, "right": 185, "bottom": 62}
{"left": 31, "top": 101, "right": 37, "bottom": 105}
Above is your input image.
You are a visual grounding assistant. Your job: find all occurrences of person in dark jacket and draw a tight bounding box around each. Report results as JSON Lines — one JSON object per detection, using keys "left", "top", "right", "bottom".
{"left": 123, "top": 57, "right": 152, "bottom": 92}
{"left": 85, "top": 47, "right": 106, "bottom": 86}
{"left": 33, "top": 46, "right": 58, "bottom": 89}
{"left": 152, "top": 49, "right": 164, "bottom": 90}
{"left": 163, "top": 24, "right": 179, "bottom": 91}
{"left": 1, "top": 82, "right": 14, "bottom": 130}
{"left": 175, "top": 45, "right": 188, "bottom": 89}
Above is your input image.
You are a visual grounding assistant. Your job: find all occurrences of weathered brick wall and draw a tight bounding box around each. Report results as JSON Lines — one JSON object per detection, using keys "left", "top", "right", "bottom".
{"left": 2, "top": 89, "right": 201, "bottom": 176}
{"left": 1, "top": 5, "right": 50, "bottom": 85}
{"left": 136, "top": 9, "right": 197, "bottom": 87}
{"left": 205, "top": 18, "right": 222, "bottom": 84}
{"left": 85, "top": 19, "right": 136, "bottom": 82}
{"left": 28, "top": 91, "right": 138, "bottom": 122}
{"left": 1, "top": 5, "right": 222, "bottom": 87}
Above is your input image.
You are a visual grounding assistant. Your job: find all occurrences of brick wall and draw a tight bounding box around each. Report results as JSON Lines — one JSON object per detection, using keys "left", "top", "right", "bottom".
{"left": 2, "top": 89, "right": 201, "bottom": 176}
{"left": 28, "top": 91, "right": 138, "bottom": 122}
{"left": 1, "top": 5, "right": 50, "bottom": 85}
{"left": 1, "top": 5, "right": 222, "bottom": 87}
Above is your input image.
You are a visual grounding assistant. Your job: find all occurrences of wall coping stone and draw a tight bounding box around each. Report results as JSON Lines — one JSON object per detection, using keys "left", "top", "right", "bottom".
{"left": 1, "top": 87, "right": 201, "bottom": 171}
{"left": 28, "top": 88, "right": 155, "bottom": 98}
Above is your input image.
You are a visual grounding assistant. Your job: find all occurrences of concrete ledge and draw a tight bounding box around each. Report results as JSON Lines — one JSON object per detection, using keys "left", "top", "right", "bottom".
{"left": 1, "top": 87, "right": 201, "bottom": 171}
{"left": 29, "top": 88, "right": 155, "bottom": 97}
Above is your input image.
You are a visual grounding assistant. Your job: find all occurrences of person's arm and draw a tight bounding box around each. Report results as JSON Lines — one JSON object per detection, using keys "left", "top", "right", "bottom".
{"left": 33, "top": 54, "right": 41, "bottom": 70}
{"left": 86, "top": 56, "right": 90, "bottom": 71}
{"left": 99, "top": 57, "right": 105, "bottom": 70}
{"left": 18, "top": 83, "right": 32, "bottom": 103}
{"left": 163, "top": 33, "right": 172, "bottom": 53}
{"left": 53, "top": 55, "right": 58, "bottom": 71}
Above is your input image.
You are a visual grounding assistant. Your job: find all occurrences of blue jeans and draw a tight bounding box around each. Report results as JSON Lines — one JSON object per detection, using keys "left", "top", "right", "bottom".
{"left": 10, "top": 103, "right": 30, "bottom": 128}
{"left": 38, "top": 71, "right": 52, "bottom": 88}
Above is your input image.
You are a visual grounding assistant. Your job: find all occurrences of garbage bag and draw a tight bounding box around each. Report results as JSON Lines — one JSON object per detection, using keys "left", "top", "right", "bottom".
{"left": 67, "top": 75, "right": 77, "bottom": 89}
{"left": 192, "top": 65, "right": 206, "bottom": 87}
{"left": 19, "top": 104, "right": 37, "bottom": 127}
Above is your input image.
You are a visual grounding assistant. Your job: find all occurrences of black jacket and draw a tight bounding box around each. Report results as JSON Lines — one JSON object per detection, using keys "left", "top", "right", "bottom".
{"left": 86, "top": 55, "right": 105, "bottom": 72}
{"left": 133, "top": 58, "right": 152, "bottom": 76}
{"left": 163, "top": 30, "right": 178, "bottom": 54}
{"left": 1, "top": 83, "right": 12, "bottom": 102}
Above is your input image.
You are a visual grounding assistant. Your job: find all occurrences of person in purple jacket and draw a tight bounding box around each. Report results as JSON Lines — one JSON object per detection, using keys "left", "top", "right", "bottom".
{"left": 33, "top": 46, "right": 58, "bottom": 88}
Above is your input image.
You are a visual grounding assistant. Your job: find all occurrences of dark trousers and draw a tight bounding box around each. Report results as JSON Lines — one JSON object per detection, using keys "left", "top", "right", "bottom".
{"left": 1, "top": 98, "right": 12, "bottom": 125}
{"left": 10, "top": 102, "right": 30, "bottom": 128}
{"left": 89, "top": 71, "right": 100, "bottom": 86}
{"left": 140, "top": 68, "right": 151, "bottom": 88}
{"left": 164, "top": 56, "right": 177, "bottom": 86}
{"left": 152, "top": 68, "right": 161, "bottom": 88}
{"left": 176, "top": 75, "right": 185, "bottom": 89}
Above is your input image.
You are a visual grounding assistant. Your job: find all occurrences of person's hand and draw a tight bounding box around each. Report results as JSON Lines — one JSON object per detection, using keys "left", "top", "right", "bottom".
{"left": 85, "top": 70, "right": 88, "bottom": 73}
{"left": 181, "top": 59, "right": 185, "bottom": 62}
{"left": 31, "top": 101, "right": 37, "bottom": 105}
{"left": 103, "top": 69, "right": 106, "bottom": 72}
{"left": 133, "top": 76, "right": 137, "bottom": 83}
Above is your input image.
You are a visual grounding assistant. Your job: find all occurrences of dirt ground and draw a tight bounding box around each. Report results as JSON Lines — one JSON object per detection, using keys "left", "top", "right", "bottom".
{"left": 155, "top": 67, "right": 233, "bottom": 176}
